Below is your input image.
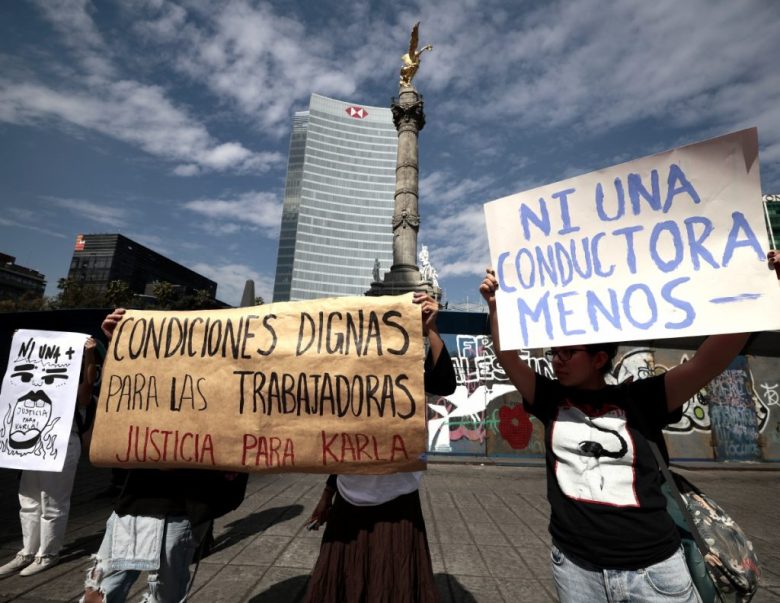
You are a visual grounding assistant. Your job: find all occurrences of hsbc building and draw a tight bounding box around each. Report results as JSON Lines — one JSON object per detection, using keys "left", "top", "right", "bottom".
{"left": 272, "top": 94, "right": 397, "bottom": 301}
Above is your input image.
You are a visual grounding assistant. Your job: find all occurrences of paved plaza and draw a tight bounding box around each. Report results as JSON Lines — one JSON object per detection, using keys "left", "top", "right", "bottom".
{"left": 1, "top": 459, "right": 778, "bottom": 602}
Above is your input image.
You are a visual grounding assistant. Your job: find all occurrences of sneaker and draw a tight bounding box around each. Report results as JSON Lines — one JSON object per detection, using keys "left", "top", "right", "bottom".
{"left": 0, "top": 553, "right": 34, "bottom": 577}
{"left": 19, "top": 554, "right": 59, "bottom": 576}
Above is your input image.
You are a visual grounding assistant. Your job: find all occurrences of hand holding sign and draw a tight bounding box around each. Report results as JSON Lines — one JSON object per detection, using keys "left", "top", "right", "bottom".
{"left": 483, "top": 128, "right": 780, "bottom": 350}
{"left": 90, "top": 294, "right": 426, "bottom": 474}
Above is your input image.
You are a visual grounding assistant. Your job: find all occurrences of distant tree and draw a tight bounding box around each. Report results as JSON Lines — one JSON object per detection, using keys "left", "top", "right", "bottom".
{"left": 52, "top": 277, "right": 105, "bottom": 309}
{"left": 105, "top": 280, "right": 134, "bottom": 309}
{"left": 0, "top": 291, "right": 48, "bottom": 313}
{"left": 192, "top": 289, "right": 213, "bottom": 309}
{"left": 151, "top": 281, "right": 176, "bottom": 310}
{"left": 172, "top": 288, "right": 215, "bottom": 311}
{"left": 255, "top": 296, "right": 265, "bottom": 305}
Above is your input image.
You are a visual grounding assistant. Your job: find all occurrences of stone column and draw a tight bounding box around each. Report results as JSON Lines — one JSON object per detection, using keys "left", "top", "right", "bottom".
{"left": 391, "top": 86, "right": 424, "bottom": 271}
{"left": 367, "top": 85, "right": 438, "bottom": 299}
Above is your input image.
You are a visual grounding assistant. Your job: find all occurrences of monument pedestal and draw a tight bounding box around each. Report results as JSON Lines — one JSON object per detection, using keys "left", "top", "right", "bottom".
{"left": 366, "top": 263, "right": 440, "bottom": 300}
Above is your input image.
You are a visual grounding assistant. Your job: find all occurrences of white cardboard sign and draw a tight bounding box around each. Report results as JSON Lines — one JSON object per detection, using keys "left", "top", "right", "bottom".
{"left": 0, "top": 329, "right": 88, "bottom": 471}
{"left": 484, "top": 128, "right": 780, "bottom": 350}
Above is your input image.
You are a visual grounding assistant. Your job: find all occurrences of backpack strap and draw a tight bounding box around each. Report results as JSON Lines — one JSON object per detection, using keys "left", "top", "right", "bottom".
{"left": 648, "top": 441, "right": 712, "bottom": 558}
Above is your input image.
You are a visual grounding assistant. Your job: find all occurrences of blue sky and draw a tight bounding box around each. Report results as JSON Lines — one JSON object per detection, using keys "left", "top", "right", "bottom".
{"left": 1, "top": 0, "right": 778, "bottom": 307}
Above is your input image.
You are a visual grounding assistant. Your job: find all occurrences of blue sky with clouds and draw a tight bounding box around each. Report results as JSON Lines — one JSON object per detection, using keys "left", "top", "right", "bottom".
{"left": 1, "top": 0, "right": 778, "bottom": 307}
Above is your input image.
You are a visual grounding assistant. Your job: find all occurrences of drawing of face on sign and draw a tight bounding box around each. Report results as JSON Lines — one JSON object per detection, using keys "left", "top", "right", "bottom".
{"left": 0, "top": 330, "right": 87, "bottom": 465}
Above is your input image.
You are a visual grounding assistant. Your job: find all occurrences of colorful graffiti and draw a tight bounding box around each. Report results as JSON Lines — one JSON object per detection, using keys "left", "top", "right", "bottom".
{"left": 427, "top": 335, "right": 780, "bottom": 462}
{"left": 426, "top": 335, "right": 551, "bottom": 454}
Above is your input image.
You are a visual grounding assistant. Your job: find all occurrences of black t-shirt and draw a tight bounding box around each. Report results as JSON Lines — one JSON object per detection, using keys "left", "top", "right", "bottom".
{"left": 527, "top": 373, "right": 681, "bottom": 569}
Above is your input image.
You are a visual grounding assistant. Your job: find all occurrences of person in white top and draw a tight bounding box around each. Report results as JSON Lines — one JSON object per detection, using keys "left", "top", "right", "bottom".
{"left": 304, "top": 292, "right": 456, "bottom": 603}
{"left": 0, "top": 337, "right": 98, "bottom": 578}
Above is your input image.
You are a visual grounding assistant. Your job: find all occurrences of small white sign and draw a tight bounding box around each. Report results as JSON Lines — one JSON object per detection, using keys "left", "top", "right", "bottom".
{"left": 0, "top": 329, "right": 89, "bottom": 471}
{"left": 484, "top": 128, "right": 780, "bottom": 350}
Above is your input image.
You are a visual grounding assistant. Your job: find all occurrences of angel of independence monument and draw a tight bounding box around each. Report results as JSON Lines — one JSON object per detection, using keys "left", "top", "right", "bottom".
{"left": 367, "top": 23, "right": 441, "bottom": 301}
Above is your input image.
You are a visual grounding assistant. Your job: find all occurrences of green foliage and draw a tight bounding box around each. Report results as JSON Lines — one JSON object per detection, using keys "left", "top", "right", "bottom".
{"left": 0, "top": 291, "right": 48, "bottom": 313}
{"left": 150, "top": 280, "right": 176, "bottom": 310}
{"left": 51, "top": 277, "right": 106, "bottom": 309}
{"left": 105, "top": 280, "right": 134, "bottom": 309}
{"left": 255, "top": 296, "right": 265, "bottom": 305}
{"left": 170, "top": 288, "right": 218, "bottom": 310}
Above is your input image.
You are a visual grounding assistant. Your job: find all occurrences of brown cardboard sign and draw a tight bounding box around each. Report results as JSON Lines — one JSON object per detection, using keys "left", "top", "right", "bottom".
{"left": 89, "top": 293, "right": 426, "bottom": 473}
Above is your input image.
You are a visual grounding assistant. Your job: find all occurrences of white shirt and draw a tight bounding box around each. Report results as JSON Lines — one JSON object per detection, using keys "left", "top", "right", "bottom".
{"left": 337, "top": 472, "right": 423, "bottom": 506}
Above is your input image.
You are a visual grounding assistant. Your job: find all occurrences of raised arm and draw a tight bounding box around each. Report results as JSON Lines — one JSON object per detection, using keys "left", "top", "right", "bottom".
{"left": 414, "top": 291, "right": 444, "bottom": 364}
{"left": 664, "top": 333, "right": 749, "bottom": 413}
{"left": 480, "top": 269, "right": 537, "bottom": 404}
{"left": 414, "top": 292, "right": 456, "bottom": 396}
{"left": 77, "top": 337, "right": 98, "bottom": 407}
{"left": 665, "top": 251, "right": 779, "bottom": 412}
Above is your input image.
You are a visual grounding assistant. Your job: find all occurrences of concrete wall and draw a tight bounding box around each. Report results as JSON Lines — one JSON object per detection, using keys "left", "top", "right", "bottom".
{"left": 427, "top": 331, "right": 780, "bottom": 463}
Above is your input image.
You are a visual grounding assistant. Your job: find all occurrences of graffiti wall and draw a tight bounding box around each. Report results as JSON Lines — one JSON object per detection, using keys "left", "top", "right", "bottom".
{"left": 427, "top": 331, "right": 780, "bottom": 463}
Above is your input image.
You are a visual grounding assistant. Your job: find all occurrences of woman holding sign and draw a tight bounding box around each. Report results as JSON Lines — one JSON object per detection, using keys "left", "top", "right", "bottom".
{"left": 0, "top": 336, "right": 99, "bottom": 578}
{"left": 478, "top": 258, "right": 777, "bottom": 603}
{"left": 304, "top": 292, "right": 456, "bottom": 603}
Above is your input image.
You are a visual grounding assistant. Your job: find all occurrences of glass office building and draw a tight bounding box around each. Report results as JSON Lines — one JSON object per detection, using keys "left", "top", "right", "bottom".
{"left": 272, "top": 94, "right": 397, "bottom": 301}
{"left": 764, "top": 194, "right": 780, "bottom": 248}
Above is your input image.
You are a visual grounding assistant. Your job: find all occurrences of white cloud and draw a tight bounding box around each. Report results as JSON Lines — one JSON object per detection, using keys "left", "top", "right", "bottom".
{"left": 43, "top": 196, "right": 129, "bottom": 228}
{"left": 0, "top": 216, "right": 69, "bottom": 239}
{"left": 182, "top": 191, "right": 282, "bottom": 237}
{"left": 127, "top": 0, "right": 402, "bottom": 135}
{"left": 30, "top": 0, "right": 115, "bottom": 78}
{"left": 190, "top": 261, "right": 275, "bottom": 306}
{"left": 173, "top": 164, "right": 200, "bottom": 177}
{"left": 0, "top": 78, "right": 281, "bottom": 174}
{"left": 417, "top": 170, "right": 496, "bottom": 279}
{"left": 392, "top": 0, "right": 780, "bottom": 176}
{"left": 0, "top": 1, "right": 283, "bottom": 175}
{"left": 420, "top": 170, "right": 495, "bottom": 207}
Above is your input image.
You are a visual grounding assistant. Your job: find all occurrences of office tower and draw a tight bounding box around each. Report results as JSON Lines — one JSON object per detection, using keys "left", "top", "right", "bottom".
{"left": 68, "top": 233, "right": 216, "bottom": 297}
{"left": 0, "top": 253, "right": 46, "bottom": 300}
{"left": 272, "top": 93, "right": 397, "bottom": 301}
{"left": 764, "top": 194, "right": 780, "bottom": 248}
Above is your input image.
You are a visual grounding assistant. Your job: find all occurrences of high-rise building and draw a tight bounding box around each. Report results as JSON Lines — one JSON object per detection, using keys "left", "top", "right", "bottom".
{"left": 272, "top": 93, "right": 397, "bottom": 301}
{"left": 0, "top": 253, "right": 46, "bottom": 300}
{"left": 764, "top": 194, "right": 780, "bottom": 248}
{"left": 68, "top": 234, "right": 217, "bottom": 297}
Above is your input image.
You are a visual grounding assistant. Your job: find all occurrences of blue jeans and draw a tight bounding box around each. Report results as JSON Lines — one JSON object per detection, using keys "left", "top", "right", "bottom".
{"left": 82, "top": 513, "right": 209, "bottom": 603}
{"left": 551, "top": 544, "right": 702, "bottom": 602}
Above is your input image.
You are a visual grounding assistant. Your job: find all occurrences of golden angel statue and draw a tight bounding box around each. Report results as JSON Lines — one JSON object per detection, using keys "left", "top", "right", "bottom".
{"left": 400, "top": 22, "right": 432, "bottom": 88}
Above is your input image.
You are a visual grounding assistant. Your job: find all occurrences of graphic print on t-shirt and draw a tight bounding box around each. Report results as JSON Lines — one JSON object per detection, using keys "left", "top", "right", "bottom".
{"left": 551, "top": 403, "right": 638, "bottom": 507}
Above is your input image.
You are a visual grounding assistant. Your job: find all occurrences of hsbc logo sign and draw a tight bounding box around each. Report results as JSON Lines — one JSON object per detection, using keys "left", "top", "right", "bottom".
{"left": 345, "top": 106, "right": 368, "bottom": 119}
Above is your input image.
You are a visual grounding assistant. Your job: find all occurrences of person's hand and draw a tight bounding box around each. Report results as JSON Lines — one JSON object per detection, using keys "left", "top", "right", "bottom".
{"left": 479, "top": 269, "right": 498, "bottom": 307}
{"left": 102, "top": 308, "right": 126, "bottom": 340}
{"left": 306, "top": 486, "right": 335, "bottom": 530}
{"left": 84, "top": 337, "right": 97, "bottom": 355}
{"left": 413, "top": 291, "right": 439, "bottom": 336}
{"left": 769, "top": 250, "right": 780, "bottom": 279}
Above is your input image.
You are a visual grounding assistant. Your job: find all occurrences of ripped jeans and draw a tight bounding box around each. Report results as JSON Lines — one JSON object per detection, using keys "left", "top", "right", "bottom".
{"left": 82, "top": 513, "right": 209, "bottom": 603}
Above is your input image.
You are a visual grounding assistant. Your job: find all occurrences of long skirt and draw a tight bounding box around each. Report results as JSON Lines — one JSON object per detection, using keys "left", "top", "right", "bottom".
{"left": 304, "top": 490, "right": 439, "bottom": 603}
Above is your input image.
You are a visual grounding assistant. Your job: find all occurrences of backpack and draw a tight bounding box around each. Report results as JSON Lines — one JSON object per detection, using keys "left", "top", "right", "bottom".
{"left": 651, "top": 443, "right": 761, "bottom": 603}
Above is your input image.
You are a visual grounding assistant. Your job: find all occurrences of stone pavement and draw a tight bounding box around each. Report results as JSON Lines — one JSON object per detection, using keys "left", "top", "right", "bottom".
{"left": 0, "top": 459, "right": 778, "bottom": 602}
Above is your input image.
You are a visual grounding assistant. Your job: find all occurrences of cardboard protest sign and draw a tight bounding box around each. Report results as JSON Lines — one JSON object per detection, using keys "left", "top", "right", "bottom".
{"left": 89, "top": 293, "right": 426, "bottom": 474}
{"left": 0, "top": 329, "right": 88, "bottom": 471}
{"left": 484, "top": 128, "right": 780, "bottom": 350}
